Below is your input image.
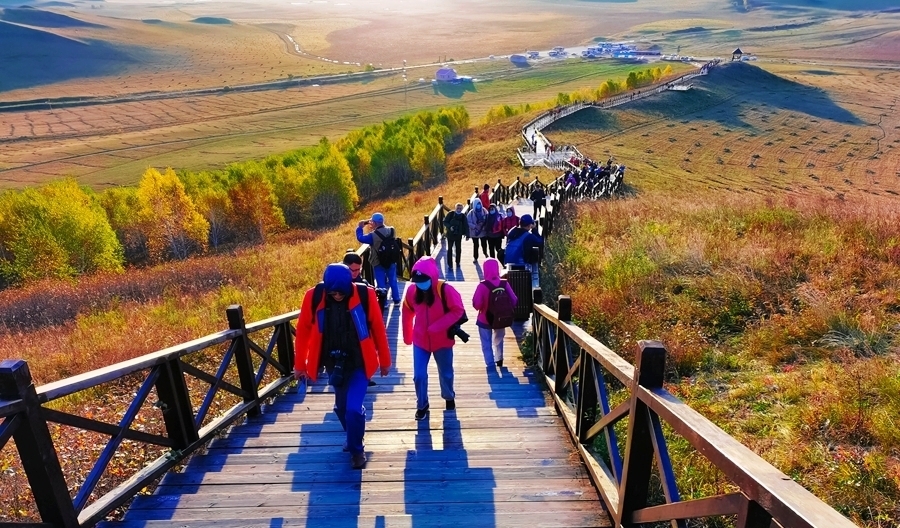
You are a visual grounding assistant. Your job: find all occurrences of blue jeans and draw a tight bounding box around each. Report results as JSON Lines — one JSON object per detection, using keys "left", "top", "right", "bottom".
{"left": 373, "top": 263, "right": 400, "bottom": 302}
{"left": 413, "top": 345, "right": 455, "bottom": 410}
{"left": 332, "top": 367, "right": 368, "bottom": 455}
{"left": 478, "top": 326, "right": 505, "bottom": 366}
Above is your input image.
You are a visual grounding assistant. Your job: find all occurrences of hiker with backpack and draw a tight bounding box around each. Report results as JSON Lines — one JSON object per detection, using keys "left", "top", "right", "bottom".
{"left": 401, "top": 256, "right": 466, "bottom": 421}
{"left": 442, "top": 202, "right": 469, "bottom": 269}
{"left": 505, "top": 214, "right": 544, "bottom": 288}
{"left": 293, "top": 263, "right": 392, "bottom": 469}
{"left": 356, "top": 213, "right": 401, "bottom": 306}
{"left": 485, "top": 204, "right": 504, "bottom": 259}
{"left": 472, "top": 258, "right": 518, "bottom": 369}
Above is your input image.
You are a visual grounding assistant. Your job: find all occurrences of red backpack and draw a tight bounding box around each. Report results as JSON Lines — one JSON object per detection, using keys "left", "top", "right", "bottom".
{"left": 482, "top": 280, "right": 515, "bottom": 329}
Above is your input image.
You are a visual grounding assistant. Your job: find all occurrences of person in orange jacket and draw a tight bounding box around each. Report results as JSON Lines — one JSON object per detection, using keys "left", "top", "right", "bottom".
{"left": 294, "top": 263, "right": 391, "bottom": 469}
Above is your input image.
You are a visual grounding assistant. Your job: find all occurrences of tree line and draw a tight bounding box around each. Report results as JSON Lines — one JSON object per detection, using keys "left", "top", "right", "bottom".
{"left": 481, "top": 65, "right": 673, "bottom": 125}
{"left": 0, "top": 107, "right": 469, "bottom": 288}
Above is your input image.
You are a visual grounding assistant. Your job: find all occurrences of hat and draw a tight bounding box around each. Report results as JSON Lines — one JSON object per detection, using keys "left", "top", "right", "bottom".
{"left": 520, "top": 214, "right": 534, "bottom": 226}
{"left": 371, "top": 212, "right": 384, "bottom": 223}
{"left": 322, "top": 263, "right": 352, "bottom": 296}
{"left": 410, "top": 270, "right": 431, "bottom": 283}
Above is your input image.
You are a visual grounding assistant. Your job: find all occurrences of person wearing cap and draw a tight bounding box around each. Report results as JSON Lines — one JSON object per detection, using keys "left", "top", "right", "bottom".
{"left": 402, "top": 256, "right": 466, "bottom": 420}
{"left": 294, "top": 263, "right": 392, "bottom": 469}
{"left": 442, "top": 202, "right": 469, "bottom": 268}
{"left": 504, "top": 214, "right": 544, "bottom": 287}
{"left": 356, "top": 212, "right": 401, "bottom": 306}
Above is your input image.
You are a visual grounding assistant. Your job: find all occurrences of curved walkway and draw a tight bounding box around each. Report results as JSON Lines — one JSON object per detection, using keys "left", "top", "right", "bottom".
{"left": 519, "top": 61, "right": 718, "bottom": 169}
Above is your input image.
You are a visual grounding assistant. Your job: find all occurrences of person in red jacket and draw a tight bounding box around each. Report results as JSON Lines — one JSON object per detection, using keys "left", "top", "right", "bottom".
{"left": 294, "top": 263, "right": 391, "bottom": 469}
{"left": 479, "top": 183, "right": 491, "bottom": 210}
{"left": 501, "top": 206, "right": 519, "bottom": 237}
{"left": 402, "top": 256, "right": 466, "bottom": 420}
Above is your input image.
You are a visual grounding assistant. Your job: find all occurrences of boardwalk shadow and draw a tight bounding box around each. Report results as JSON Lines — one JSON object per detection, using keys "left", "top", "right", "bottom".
{"left": 404, "top": 411, "right": 497, "bottom": 526}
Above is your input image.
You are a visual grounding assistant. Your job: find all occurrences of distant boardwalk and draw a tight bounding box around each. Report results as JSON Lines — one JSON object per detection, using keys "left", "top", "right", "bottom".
{"left": 108, "top": 241, "right": 611, "bottom": 527}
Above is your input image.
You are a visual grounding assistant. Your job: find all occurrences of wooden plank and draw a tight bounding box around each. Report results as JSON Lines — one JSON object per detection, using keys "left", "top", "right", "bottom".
{"left": 631, "top": 493, "right": 744, "bottom": 523}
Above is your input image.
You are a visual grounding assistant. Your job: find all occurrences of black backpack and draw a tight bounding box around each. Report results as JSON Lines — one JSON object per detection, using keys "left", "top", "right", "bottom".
{"left": 373, "top": 228, "right": 401, "bottom": 269}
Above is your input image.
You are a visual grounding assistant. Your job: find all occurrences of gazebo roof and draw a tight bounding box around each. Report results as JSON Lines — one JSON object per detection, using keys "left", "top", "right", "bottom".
{"left": 732, "top": 47, "right": 744, "bottom": 55}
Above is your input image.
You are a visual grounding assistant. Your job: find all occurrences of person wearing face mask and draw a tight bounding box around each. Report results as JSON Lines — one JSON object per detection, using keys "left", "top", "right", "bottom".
{"left": 485, "top": 204, "right": 504, "bottom": 259}
{"left": 442, "top": 202, "right": 469, "bottom": 268}
{"left": 501, "top": 206, "right": 519, "bottom": 239}
{"left": 466, "top": 200, "right": 488, "bottom": 262}
{"left": 402, "top": 256, "right": 466, "bottom": 420}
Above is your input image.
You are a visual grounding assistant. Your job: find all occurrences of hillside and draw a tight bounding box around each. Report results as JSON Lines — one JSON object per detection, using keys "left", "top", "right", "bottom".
{"left": 0, "top": 6, "right": 103, "bottom": 27}
{"left": 0, "top": 20, "right": 144, "bottom": 92}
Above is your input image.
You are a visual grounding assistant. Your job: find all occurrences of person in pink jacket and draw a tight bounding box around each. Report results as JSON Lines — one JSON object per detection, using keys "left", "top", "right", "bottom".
{"left": 472, "top": 258, "right": 518, "bottom": 369}
{"left": 402, "top": 256, "right": 466, "bottom": 420}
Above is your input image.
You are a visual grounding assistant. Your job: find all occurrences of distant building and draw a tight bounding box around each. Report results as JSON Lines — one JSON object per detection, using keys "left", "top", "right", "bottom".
{"left": 435, "top": 67, "right": 458, "bottom": 82}
{"left": 731, "top": 48, "right": 744, "bottom": 61}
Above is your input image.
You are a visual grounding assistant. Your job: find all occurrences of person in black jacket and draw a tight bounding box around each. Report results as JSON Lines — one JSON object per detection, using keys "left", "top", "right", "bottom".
{"left": 442, "top": 203, "right": 469, "bottom": 268}
{"left": 529, "top": 185, "right": 546, "bottom": 219}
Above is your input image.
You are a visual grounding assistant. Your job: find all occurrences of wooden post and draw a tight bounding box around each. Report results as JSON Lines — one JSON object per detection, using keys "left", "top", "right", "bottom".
{"left": 577, "top": 351, "right": 598, "bottom": 443}
{"left": 154, "top": 359, "right": 199, "bottom": 449}
{"left": 0, "top": 360, "right": 78, "bottom": 526}
{"left": 532, "top": 287, "right": 543, "bottom": 306}
{"left": 226, "top": 306, "right": 261, "bottom": 418}
{"left": 554, "top": 296, "right": 572, "bottom": 394}
{"left": 616, "top": 340, "right": 667, "bottom": 527}
{"left": 737, "top": 498, "right": 773, "bottom": 528}
{"left": 275, "top": 321, "right": 295, "bottom": 376}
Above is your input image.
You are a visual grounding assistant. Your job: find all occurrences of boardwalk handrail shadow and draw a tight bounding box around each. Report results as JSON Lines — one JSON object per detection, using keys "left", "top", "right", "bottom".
{"left": 530, "top": 293, "right": 859, "bottom": 528}
{"left": 0, "top": 306, "right": 297, "bottom": 526}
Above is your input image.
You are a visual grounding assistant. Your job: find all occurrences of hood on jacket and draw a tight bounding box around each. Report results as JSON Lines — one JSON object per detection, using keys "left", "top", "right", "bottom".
{"left": 506, "top": 206, "right": 516, "bottom": 217}
{"left": 473, "top": 201, "right": 483, "bottom": 211}
{"left": 411, "top": 256, "right": 440, "bottom": 286}
{"left": 323, "top": 263, "right": 352, "bottom": 295}
{"left": 483, "top": 258, "right": 502, "bottom": 283}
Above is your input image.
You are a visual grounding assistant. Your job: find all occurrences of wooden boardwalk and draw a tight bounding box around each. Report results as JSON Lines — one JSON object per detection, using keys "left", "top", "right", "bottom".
{"left": 108, "top": 239, "right": 610, "bottom": 527}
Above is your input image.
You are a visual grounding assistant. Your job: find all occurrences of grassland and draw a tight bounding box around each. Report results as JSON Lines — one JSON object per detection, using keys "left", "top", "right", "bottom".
{"left": 0, "top": 60, "right": 692, "bottom": 189}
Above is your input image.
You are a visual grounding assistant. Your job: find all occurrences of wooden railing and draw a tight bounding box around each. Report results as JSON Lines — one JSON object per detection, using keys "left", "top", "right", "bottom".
{"left": 0, "top": 169, "right": 612, "bottom": 527}
{"left": 0, "top": 306, "right": 296, "bottom": 526}
{"left": 529, "top": 293, "right": 859, "bottom": 528}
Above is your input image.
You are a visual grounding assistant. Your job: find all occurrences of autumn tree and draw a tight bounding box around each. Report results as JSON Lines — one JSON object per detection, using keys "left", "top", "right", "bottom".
{"left": 224, "top": 163, "right": 286, "bottom": 243}
{"left": 0, "top": 179, "right": 123, "bottom": 285}
{"left": 136, "top": 167, "right": 209, "bottom": 261}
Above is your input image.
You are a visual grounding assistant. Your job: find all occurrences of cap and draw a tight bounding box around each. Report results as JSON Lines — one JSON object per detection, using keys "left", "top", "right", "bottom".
{"left": 410, "top": 270, "right": 430, "bottom": 283}
{"left": 520, "top": 214, "right": 534, "bottom": 226}
{"left": 371, "top": 212, "right": 384, "bottom": 223}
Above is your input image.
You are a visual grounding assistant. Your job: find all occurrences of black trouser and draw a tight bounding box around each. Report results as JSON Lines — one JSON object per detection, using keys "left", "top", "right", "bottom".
{"left": 533, "top": 203, "right": 544, "bottom": 219}
{"left": 487, "top": 236, "right": 503, "bottom": 258}
{"left": 472, "top": 237, "right": 488, "bottom": 259}
{"left": 446, "top": 236, "right": 462, "bottom": 265}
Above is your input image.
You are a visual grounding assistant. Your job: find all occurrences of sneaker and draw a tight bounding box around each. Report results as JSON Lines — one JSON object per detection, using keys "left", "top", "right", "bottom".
{"left": 414, "top": 406, "right": 429, "bottom": 420}
{"left": 496, "top": 359, "right": 503, "bottom": 368}
{"left": 350, "top": 452, "right": 367, "bottom": 469}
{"left": 445, "top": 399, "right": 456, "bottom": 411}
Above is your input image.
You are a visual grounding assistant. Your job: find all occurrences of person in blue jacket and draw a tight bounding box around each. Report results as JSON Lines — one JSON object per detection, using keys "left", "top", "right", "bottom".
{"left": 503, "top": 214, "right": 544, "bottom": 287}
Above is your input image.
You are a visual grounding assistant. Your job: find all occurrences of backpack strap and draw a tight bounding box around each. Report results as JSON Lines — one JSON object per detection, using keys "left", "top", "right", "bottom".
{"left": 438, "top": 280, "right": 449, "bottom": 314}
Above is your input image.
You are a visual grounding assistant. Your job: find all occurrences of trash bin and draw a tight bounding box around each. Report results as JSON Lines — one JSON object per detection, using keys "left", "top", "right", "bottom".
{"left": 506, "top": 265, "right": 533, "bottom": 321}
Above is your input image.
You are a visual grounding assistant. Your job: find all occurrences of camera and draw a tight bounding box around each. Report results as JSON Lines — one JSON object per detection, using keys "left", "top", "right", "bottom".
{"left": 446, "top": 313, "right": 470, "bottom": 343}
{"left": 329, "top": 349, "right": 348, "bottom": 387}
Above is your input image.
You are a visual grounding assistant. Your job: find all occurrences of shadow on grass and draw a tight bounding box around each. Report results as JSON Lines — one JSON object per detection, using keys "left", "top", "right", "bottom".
{"left": 432, "top": 82, "right": 476, "bottom": 99}
{"left": 0, "top": 21, "right": 150, "bottom": 92}
{"left": 624, "top": 62, "right": 863, "bottom": 128}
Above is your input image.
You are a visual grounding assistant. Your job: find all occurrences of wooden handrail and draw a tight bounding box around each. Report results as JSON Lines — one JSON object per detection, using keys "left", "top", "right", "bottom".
{"left": 530, "top": 295, "right": 859, "bottom": 528}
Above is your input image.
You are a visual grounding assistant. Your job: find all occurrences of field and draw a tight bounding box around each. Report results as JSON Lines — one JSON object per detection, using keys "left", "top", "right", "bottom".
{"left": 2, "top": 0, "right": 899, "bottom": 188}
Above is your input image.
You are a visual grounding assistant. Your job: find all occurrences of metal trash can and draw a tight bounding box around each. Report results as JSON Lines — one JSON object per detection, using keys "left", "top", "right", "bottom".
{"left": 506, "top": 265, "right": 533, "bottom": 321}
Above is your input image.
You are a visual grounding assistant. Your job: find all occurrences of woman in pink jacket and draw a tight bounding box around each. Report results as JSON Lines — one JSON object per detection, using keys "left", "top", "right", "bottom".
{"left": 472, "top": 258, "right": 518, "bottom": 369}
{"left": 402, "top": 256, "right": 466, "bottom": 420}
